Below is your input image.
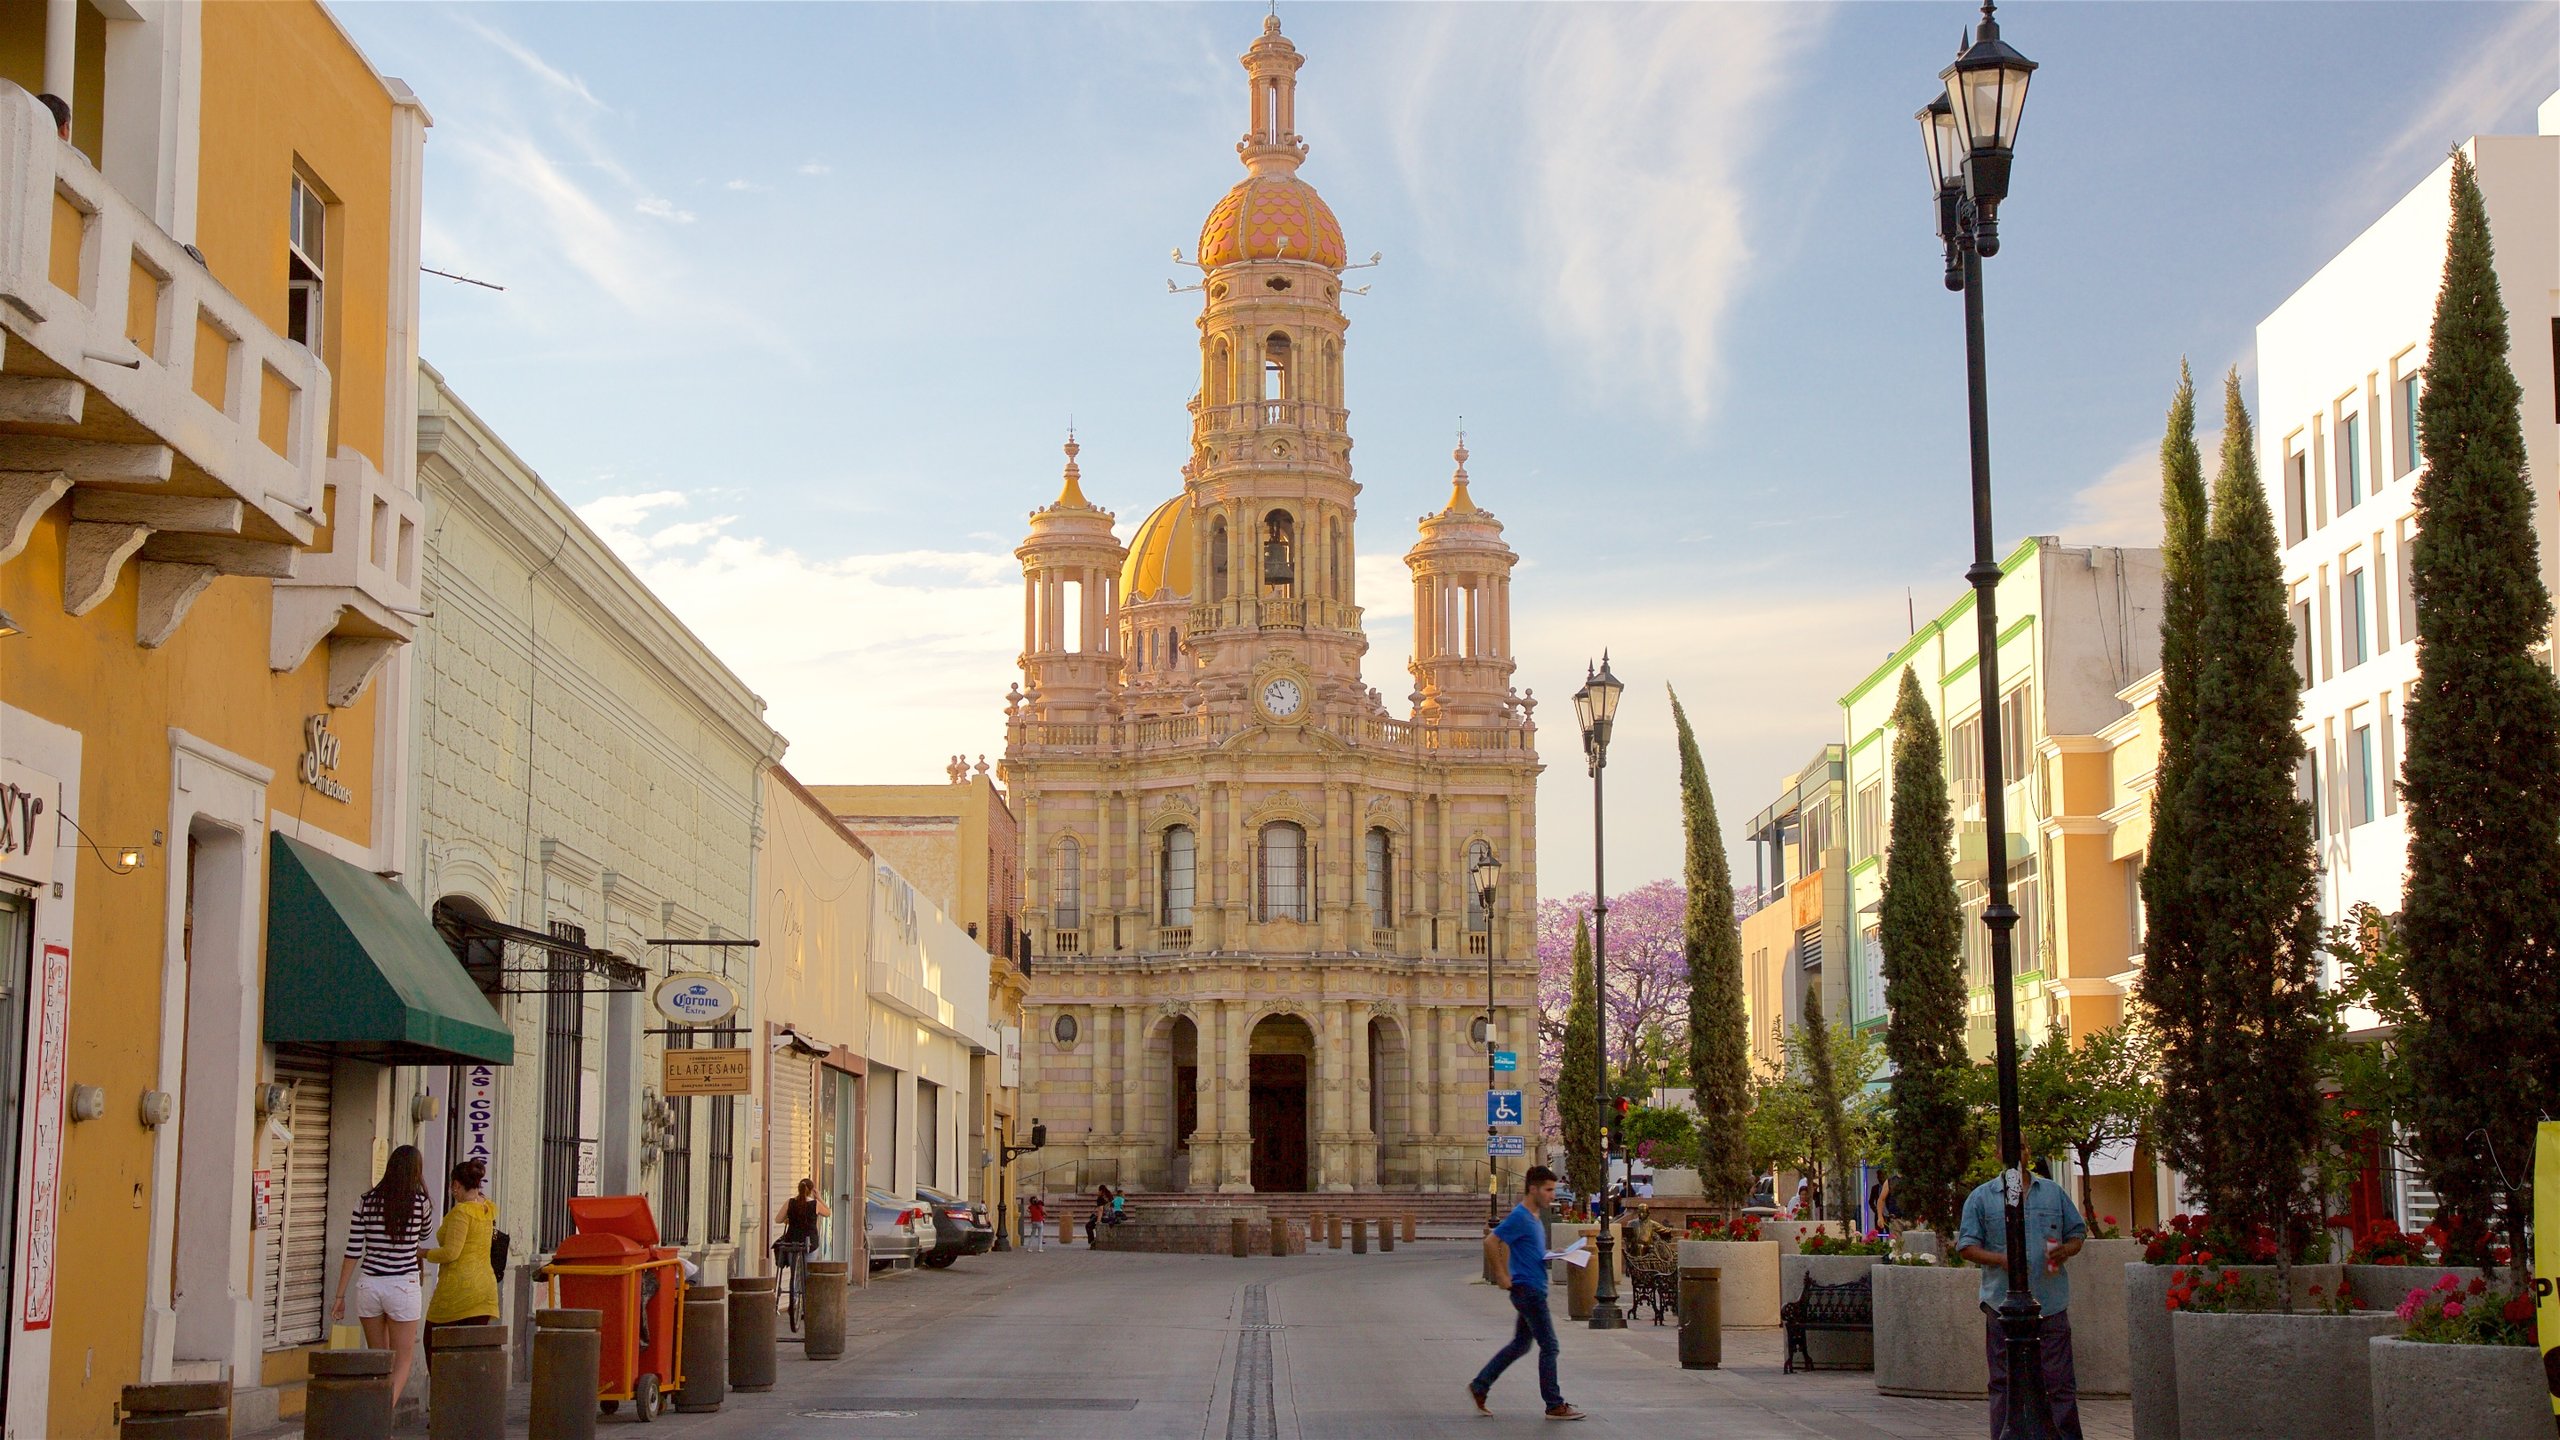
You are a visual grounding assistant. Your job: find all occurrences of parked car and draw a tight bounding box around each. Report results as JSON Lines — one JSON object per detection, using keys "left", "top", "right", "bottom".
{"left": 864, "top": 1190, "right": 934, "bottom": 1271}
{"left": 914, "top": 1185, "right": 995, "bottom": 1267}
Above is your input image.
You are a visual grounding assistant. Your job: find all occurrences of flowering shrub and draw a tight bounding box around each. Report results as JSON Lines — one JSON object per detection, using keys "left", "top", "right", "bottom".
{"left": 1684, "top": 1214, "right": 1762, "bottom": 1242}
{"left": 2396, "top": 1273, "right": 2536, "bottom": 1347}
{"left": 2348, "top": 1223, "right": 2429, "bottom": 1265}
{"left": 2089, "top": 1213, "right": 2123, "bottom": 1241}
{"left": 1801, "top": 1231, "right": 1893, "bottom": 1256}
{"left": 2136, "top": 1212, "right": 2321, "bottom": 1266}
{"left": 2161, "top": 1265, "right": 2353, "bottom": 1315}
{"left": 1883, "top": 1234, "right": 1942, "bottom": 1266}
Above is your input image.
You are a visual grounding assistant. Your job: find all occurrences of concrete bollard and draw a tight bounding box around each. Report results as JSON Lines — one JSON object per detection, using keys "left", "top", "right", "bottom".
{"left": 804, "top": 1261, "right": 850, "bottom": 1360}
{"left": 1351, "top": 1217, "right": 1368, "bottom": 1254}
{"left": 1403, "top": 1213, "right": 1417, "bottom": 1244}
{"left": 1328, "top": 1215, "right": 1342, "bottom": 1249}
{"left": 1057, "top": 1215, "right": 1070, "bottom": 1246}
{"left": 727, "top": 1274, "right": 778, "bottom": 1392}
{"left": 1380, "top": 1218, "right": 1396, "bottom": 1253}
{"left": 1677, "top": 1266, "right": 1723, "bottom": 1370}
{"left": 304, "top": 1348, "right": 394, "bottom": 1440}
{"left": 426, "top": 1324, "right": 508, "bottom": 1440}
{"left": 529, "top": 1308, "right": 602, "bottom": 1440}
{"left": 120, "top": 1378, "right": 230, "bottom": 1440}
{"left": 1230, "top": 1217, "right": 1250, "bottom": 1257}
{"left": 1270, "top": 1217, "right": 1289, "bottom": 1257}
{"left": 675, "top": 1284, "right": 727, "bottom": 1412}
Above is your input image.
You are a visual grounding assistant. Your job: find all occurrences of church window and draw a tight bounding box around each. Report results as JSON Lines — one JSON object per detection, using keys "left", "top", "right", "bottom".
{"left": 1257, "top": 822, "right": 1307, "bottom": 923}
{"left": 1364, "top": 828, "right": 1393, "bottom": 927}
{"left": 1262, "top": 333, "right": 1290, "bottom": 406}
{"left": 1464, "top": 840, "right": 1493, "bottom": 932}
{"left": 1052, "top": 837, "right": 1083, "bottom": 930}
{"left": 1209, "top": 518, "right": 1230, "bottom": 602}
{"left": 1209, "top": 338, "right": 1231, "bottom": 405}
{"left": 1160, "top": 826, "right": 1196, "bottom": 926}
{"left": 1262, "top": 510, "right": 1296, "bottom": 593}
{"left": 1328, "top": 518, "right": 1344, "bottom": 601}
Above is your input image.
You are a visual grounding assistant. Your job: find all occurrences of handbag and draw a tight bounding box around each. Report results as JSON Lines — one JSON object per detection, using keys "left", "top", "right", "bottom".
{"left": 327, "top": 1322, "right": 365, "bottom": 1351}
{"left": 489, "top": 1227, "right": 512, "bottom": 1282}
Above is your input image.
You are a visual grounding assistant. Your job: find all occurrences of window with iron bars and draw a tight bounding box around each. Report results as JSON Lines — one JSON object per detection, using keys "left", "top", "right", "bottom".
{"left": 539, "top": 922, "right": 587, "bottom": 1253}
{"left": 707, "top": 1089, "right": 734, "bottom": 1243}
{"left": 660, "top": 1029, "right": 694, "bottom": 1243}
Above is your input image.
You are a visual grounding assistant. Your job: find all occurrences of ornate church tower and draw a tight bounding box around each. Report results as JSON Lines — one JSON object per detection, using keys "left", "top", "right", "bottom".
{"left": 1004, "top": 17, "right": 1542, "bottom": 1201}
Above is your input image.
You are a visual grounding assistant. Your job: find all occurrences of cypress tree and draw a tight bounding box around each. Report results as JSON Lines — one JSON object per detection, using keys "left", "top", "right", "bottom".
{"left": 2138, "top": 362, "right": 2218, "bottom": 1207}
{"left": 2399, "top": 151, "right": 2560, "bottom": 1273}
{"left": 1879, "top": 666, "right": 1969, "bottom": 1235}
{"left": 2185, "top": 373, "right": 2326, "bottom": 1252}
{"left": 1672, "top": 686, "right": 1753, "bottom": 1208}
{"left": 1560, "top": 912, "right": 1606, "bottom": 1203}
{"left": 1799, "top": 984, "right": 1852, "bottom": 1221}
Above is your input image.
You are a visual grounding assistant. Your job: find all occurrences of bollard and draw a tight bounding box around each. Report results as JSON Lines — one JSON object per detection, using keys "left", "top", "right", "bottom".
{"left": 1351, "top": 1217, "right": 1368, "bottom": 1254}
{"left": 804, "top": 1261, "right": 850, "bottom": 1360}
{"left": 1057, "top": 1215, "right": 1070, "bottom": 1246}
{"left": 304, "top": 1348, "right": 393, "bottom": 1440}
{"left": 426, "top": 1324, "right": 508, "bottom": 1440}
{"left": 1403, "top": 1213, "right": 1417, "bottom": 1244}
{"left": 529, "top": 1308, "right": 602, "bottom": 1440}
{"left": 1270, "top": 1216, "right": 1289, "bottom": 1257}
{"left": 121, "top": 1378, "right": 230, "bottom": 1440}
{"left": 728, "top": 1274, "right": 778, "bottom": 1392}
{"left": 1230, "top": 1217, "right": 1250, "bottom": 1258}
{"left": 1566, "top": 1227, "right": 1600, "bottom": 1321}
{"left": 1379, "top": 1218, "right": 1396, "bottom": 1253}
{"left": 1328, "top": 1215, "right": 1342, "bottom": 1249}
{"left": 1677, "top": 1265, "right": 1723, "bottom": 1370}
{"left": 675, "top": 1284, "right": 727, "bottom": 1412}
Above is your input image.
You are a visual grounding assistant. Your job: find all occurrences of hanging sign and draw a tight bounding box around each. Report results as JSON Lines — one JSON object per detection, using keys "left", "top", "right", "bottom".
{"left": 1490, "top": 1050, "right": 1518, "bottom": 1072}
{"left": 651, "top": 971, "right": 741, "bottom": 1027}
{"left": 460, "top": 1064, "right": 500, "bottom": 1168}
{"left": 0, "top": 759, "right": 58, "bottom": 885}
{"left": 664, "top": 1048, "right": 754, "bottom": 1096}
{"left": 22, "top": 943, "right": 69, "bottom": 1329}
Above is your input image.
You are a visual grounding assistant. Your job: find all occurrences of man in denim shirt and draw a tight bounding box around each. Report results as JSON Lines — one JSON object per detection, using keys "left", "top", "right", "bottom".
{"left": 1468, "top": 1166, "right": 1585, "bottom": 1421}
{"left": 1955, "top": 1144, "right": 2087, "bottom": 1440}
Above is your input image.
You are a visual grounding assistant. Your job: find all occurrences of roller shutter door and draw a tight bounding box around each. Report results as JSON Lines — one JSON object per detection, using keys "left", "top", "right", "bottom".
{"left": 263, "top": 1048, "right": 333, "bottom": 1349}
{"left": 769, "top": 1054, "right": 814, "bottom": 1223}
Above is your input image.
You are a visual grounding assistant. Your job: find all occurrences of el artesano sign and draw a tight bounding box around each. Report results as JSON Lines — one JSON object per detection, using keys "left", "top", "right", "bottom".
{"left": 0, "top": 759, "right": 58, "bottom": 885}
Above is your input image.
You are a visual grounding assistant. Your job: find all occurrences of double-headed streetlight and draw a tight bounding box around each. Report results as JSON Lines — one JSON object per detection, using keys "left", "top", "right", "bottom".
{"left": 1918, "top": 5, "right": 2045, "bottom": 1437}
{"left": 1572, "top": 654, "right": 1626, "bottom": 1331}
{"left": 1472, "top": 849, "right": 1505, "bottom": 1228}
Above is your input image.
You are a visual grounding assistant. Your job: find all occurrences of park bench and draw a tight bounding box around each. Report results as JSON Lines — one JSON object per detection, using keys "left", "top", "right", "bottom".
{"left": 1779, "top": 1273, "right": 1874, "bottom": 1373}
{"left": 1624, "top": 1218, "right": 1680, "bottom": 1325}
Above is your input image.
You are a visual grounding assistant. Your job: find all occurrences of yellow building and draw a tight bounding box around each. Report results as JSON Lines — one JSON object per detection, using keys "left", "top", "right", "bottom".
{"left": 1003, "top": 18, "right": 1543, "bottom": 1201}
{"left": 0, "top": 6, "right": 496, "bottom": 1431}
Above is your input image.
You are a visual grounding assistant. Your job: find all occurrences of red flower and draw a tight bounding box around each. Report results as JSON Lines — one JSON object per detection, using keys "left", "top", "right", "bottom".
{"left": 2467, "top": 1277, "right": 2489, "bottom": 1296}
{"left": 2503, "top": 1296, "right": 2535, "bottom": 1324}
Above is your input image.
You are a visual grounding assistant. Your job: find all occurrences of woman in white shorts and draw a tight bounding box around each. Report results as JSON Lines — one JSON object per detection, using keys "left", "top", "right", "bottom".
{"left": 332, "top": 1144, "right": 435, "bottom": 1405}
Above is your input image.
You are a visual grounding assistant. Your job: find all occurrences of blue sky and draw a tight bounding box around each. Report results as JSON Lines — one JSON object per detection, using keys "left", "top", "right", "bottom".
{"left": 336, "top": 1, "right": 2557, "bottom": 893}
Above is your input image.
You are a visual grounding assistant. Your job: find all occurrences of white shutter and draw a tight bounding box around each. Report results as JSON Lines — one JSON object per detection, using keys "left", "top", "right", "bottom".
{"left": 264, "top": 1049, "right": 333, "bottom": 1349}
{"left": 769, "top": 1054, "right": 814, "bottom": 1221}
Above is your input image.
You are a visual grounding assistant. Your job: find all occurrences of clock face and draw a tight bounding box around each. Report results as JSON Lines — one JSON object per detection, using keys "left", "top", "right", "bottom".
{"left": 1260, "top": 676, "right": 1304, "bottom": 719}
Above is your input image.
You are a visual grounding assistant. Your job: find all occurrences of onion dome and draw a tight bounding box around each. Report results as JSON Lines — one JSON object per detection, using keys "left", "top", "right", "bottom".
{"left": 1199, "top": 175, "right": 1346, "bottom": 271}
{"left": 1120, "top": 495, "right": 1195, "bottom": 601}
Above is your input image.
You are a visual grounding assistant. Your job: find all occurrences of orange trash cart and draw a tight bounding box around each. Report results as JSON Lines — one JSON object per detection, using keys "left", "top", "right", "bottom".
{"left": 545, "top": 1195, "right": 687, "bottom": 1420}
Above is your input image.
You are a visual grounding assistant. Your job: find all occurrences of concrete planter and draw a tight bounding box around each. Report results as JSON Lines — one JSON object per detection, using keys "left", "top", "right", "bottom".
{"left": 2342, "top": 1264, "right": 2477, "bottom": 1313}
{"left": 1874, "top": 1262, "right": 1986, "bottom": 1398}
{"left": 2169, "top": 1308, "right": 2398, "bottom": 1440}
{"left": 2128, "top": 1262, "right": 2346, "bottom": 1440}
{"left": 1765, "top": 1219, "right": 1846, "bottom": 1256}
{"left": 1779, "top": 1254, "right": 1882, "bottom": 1369}
{"left": 2368, "top": 1337, "right": 2548, "bottom": 1440}
{"left": 1894, "top": 1229, "right": 1942, "bottom": 1260}
{"left": 2063, "top": 1238, "right": 2144, "bottom": 1397}
{"left": 1677, "top": 1240, "right": 1780, "bottom": 1328}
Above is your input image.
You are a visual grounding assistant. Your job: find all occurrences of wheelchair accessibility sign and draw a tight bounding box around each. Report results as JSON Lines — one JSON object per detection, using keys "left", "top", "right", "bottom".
{"left": 1486, "top": 1090, "right": 1524, "bottom": 1126}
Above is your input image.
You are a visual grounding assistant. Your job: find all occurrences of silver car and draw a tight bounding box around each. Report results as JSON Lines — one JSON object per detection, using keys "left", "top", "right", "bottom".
{"left": 865, "top": 1189, "right": 935, "bottom": 1271}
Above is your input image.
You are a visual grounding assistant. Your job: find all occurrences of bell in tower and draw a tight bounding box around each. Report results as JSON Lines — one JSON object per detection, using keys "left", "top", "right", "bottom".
{"left": 1261, "top": 511, "right": 1296, "bottom": 592}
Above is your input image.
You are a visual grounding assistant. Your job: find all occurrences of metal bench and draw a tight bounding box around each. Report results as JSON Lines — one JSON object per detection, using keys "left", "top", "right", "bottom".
{"left": 1624, "top": 1220, "right": 1681, "bottom": 1325}
{"left": 1779, "top": 1273, "right": 1874, "bottom": 1373}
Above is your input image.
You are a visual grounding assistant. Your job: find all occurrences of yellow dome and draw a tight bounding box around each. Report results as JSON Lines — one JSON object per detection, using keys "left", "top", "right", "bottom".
{"left": 1121, "top": 496, "right": 1194, "bottom": 601}
{"left": 1199, "top": 175, "right": 1346, "bottom": 271}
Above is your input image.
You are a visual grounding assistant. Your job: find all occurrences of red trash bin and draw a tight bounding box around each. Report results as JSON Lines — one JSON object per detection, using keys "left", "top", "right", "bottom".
{"left": 545, "top": 1195, "right": 687, "bottom": 1420}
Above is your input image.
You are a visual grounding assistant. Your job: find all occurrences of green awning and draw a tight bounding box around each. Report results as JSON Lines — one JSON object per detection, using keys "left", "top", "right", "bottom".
{"left": 265, "top": 832, "right": 514, "bottom": 1066}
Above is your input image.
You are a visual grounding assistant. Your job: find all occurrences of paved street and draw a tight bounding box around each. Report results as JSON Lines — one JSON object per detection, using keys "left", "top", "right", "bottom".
{"left": 468, "top": 1242, "right": 2133, "bottom": 1440}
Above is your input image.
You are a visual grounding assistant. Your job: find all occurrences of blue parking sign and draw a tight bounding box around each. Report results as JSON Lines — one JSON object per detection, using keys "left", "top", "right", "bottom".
{"left": 1490, "top": 1050, "right": 1518, "bottom": 1072}
{"left": 1487, "top": 1135, "right": 1526, "bottom": 1156}
{"left": 1486, "top": 1090, "right": 1524, "bottom": 1126}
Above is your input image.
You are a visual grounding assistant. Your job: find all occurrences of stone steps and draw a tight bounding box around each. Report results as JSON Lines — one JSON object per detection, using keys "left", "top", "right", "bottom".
{"left": 1049, "top": 1192, "right": 1493, "bottom": 1225}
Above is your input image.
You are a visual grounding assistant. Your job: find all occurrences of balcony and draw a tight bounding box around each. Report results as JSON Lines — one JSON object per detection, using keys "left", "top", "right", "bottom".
{"left": 1185, "top": 595, "right": 1365, "bottom": 636}
{"left": 1050, "top": 928, "right": 1084, "bottom": 956}
{"left": 1156, "top": 925, "right": 1193, "bottom": 952}
{"left": 1189, "top": 398, "right": 1349, "bottom": 442}
{"left": 1464, "top": 931, "right": 1491, "bottom": 958}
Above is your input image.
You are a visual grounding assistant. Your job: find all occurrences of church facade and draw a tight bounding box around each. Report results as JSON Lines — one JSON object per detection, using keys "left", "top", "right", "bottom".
{"left": 1004, "top": 17, "right": 1543, "bottom": 1195}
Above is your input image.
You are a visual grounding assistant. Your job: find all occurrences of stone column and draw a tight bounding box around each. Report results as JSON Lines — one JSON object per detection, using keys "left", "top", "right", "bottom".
{"left": 1350, "top": 1002, "right": 1376, "bottom": 1189}
{"left": 1189, "top": 1012, "right": 1217, "bottom": 1192}
{"left": 1315, "top": 999, "right": 1348, "bottom": 1192}
{"left": 1122, "top": 1005, "right": 1148, "bottom": 1184}
{"left": 1091, "top": 1004, "right": 1116, "bottom": 1181}
{"left": 1222, "top": 998, "right": 1252, "bottom": 1192}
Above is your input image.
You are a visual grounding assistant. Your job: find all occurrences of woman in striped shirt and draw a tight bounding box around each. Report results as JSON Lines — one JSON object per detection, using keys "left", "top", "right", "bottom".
{"left": 332, "top": 1144, "right": 433, "bottom": 1404}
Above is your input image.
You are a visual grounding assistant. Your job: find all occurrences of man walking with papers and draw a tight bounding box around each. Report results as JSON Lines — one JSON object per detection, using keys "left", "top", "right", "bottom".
{"left": 1468, "top": 1165, "right": 1587, "bottom": 1421}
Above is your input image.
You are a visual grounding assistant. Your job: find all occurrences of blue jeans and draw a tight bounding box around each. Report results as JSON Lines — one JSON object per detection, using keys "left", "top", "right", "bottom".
{"left": 1472, "top": 1284, "right": 1563, "bottom": 1409}
{"left": 1983, "top": 1305, "right": 2081, "bottom": 1440}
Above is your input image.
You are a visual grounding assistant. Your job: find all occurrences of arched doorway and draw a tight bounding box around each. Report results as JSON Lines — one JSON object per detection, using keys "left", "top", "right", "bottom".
{"left": 1162, "top": 1015, "right": 1199, "bottom": 1191}
{"left": 1367, "top": 1016, "right": 1410, "bottom": 1187}
{"left": 1247, "top": 1014, "right": 1315, "bottom": 1192}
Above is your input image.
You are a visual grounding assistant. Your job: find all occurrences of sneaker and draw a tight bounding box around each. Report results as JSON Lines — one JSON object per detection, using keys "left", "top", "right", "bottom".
{"left": 1545, "top": 1404, "right": 1586, "bottom": 1422}
{"left": 1467, "top": 1385, "right": 1490, "bottom": 1415}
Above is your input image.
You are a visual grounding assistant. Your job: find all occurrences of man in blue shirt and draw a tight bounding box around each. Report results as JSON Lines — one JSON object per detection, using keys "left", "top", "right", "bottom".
{"left": 1954, "top": 1144, "right": 2088, "bottom": 1440}
{"left": 1468, "top": 1166, "right": 1585, "bottom": 1421}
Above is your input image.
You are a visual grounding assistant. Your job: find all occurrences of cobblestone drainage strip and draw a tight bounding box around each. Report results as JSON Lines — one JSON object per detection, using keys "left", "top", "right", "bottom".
{"left": 801, "top": 1398, "right": 1138, "bottom": 1419}
{"left": 1227, "top": 1283, "right": 1278, "bottom": 1440}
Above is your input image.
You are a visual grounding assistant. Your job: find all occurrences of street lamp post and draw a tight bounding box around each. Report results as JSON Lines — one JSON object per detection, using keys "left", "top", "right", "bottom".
{"left": 1473, "top": 851, "right": 1505, "bottom": 1229}
{"left": 1918, "top": 5, "right": 2045, "bottom": 1438}
{"left": 1572, "top": 655, "right": 1626, "bottom": 1331}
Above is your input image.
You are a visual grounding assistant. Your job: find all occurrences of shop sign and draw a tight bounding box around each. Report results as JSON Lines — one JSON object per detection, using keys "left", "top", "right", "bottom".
{"left": 22, "top": 943, "right": 68, "bottom": 1329}
{"left": 1000, "top": 1026, "right": 1021, "bottom": 1089}
{"left": 650, "top": 971, "right": 741, "bottom": 1027}
{"left": 664, "top": 1047, "right": 753, "bottom": 1097}
{"left": 299, "top": 714, "right": 351, "bottom": 803}
{"left": 0, "top": 759, "right": 58, "bottom": 885}
{"left": 252, "top": 1170, "right": 275, "bottom": 1229}
{"left": 460, "top": 1064, "right": 500, "bottom": 1167}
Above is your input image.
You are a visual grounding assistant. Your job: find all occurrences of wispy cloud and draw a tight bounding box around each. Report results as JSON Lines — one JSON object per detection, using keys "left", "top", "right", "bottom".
{"left": 634, "top": 196, "right": 696, "bottom": 223}
{"left": 454, "top": 13, "right": 603, "bottom": 110}
{"left": 796, "top": 160, "right": 832, "bottom": 176}
{"left": 2358, "top": 3, "right": 2557, "bottom": 212}
{"left": 1374, "top": 4, "right": 1830, "bottom": 423}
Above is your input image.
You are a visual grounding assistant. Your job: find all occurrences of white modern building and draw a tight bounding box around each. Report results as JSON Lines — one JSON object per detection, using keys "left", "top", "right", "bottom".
{"left": 2255, "top": 94, "right": 2560, "bottom": 955}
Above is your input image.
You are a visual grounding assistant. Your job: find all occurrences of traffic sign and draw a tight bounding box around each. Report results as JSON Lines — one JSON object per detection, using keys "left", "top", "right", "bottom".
{"left": 1486, "top": 1090, "right": 1524, "bottom": 1126}
{"left": 1487, "top": 1135, "right": 1526, "bottom": 1156}
{"left": 1490, "top": 1050, "right": 1518, "bottom": 1072}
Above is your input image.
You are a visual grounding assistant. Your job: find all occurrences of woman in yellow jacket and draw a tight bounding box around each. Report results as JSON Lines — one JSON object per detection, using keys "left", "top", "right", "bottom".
{"left": 422, "top": 1158, "right": 499, "bottom": 1361}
